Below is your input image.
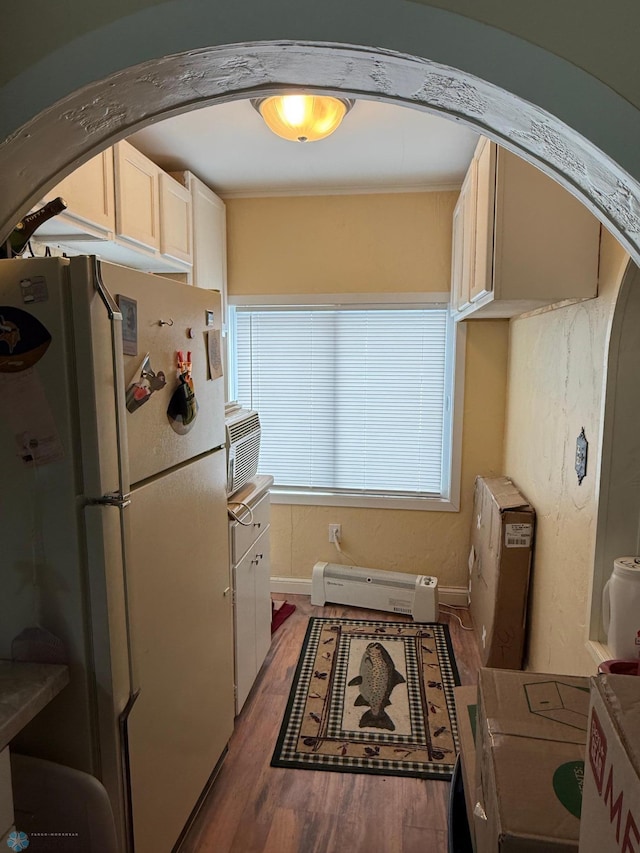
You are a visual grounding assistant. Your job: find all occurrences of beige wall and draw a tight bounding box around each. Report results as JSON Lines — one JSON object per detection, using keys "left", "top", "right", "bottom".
{"left": 226, "top": 192, "right": 457, "bottom": 295}
{"left": 503, "top": 228, "right": 629, "bottom": 675}
{"left": 227, "top": 192, "right": 509, "bottom": 588}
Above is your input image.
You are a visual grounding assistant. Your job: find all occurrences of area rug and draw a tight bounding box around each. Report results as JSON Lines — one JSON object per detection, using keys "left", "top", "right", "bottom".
{"left": 271, "top": 617, "right": 460, "bottom": 780}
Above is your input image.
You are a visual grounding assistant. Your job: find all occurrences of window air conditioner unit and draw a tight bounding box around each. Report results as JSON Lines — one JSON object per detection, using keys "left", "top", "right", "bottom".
{"left": 311, "top": 561, "right": 439, "bottom": 622}
{"left": 225, "top": 405, "right": 261, "bottom": 497}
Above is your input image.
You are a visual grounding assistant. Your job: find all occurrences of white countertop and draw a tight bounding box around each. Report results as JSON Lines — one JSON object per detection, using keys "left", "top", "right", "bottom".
{"left": 228, "top": 474, "right": 273, "bottom": 509}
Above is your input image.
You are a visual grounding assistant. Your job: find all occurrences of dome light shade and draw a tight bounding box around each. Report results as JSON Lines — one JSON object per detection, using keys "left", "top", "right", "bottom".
{"left": 251, "top": 95, "right": 354, "bottom": 143}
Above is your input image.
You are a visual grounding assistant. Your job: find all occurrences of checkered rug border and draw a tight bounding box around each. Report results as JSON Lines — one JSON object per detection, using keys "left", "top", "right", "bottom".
{"left": 271, "top": 616, "right": 461, "bottom": 780}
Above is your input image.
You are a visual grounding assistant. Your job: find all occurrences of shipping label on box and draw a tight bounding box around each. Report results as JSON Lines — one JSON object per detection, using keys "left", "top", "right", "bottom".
{"left": 475, "top": 668, "right": 590, "bottom": 853}
{"left": 469, "top": 476, "right": 535, "bottom": 669}
{"left": 505, "top": 523, "right": 533, "bottom": 548}
{"left": 579, "top": 674, "right": 640, "bottom": 853}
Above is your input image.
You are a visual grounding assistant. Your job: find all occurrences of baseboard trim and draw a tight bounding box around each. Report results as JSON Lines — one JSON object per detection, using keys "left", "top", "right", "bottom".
{"left": 438, "top": 586, "right": 470, "bottom": 607}
{"left": 270, "top": 577, "right": 469, "bottom": 607}
{"left": 270, "top": 577, "right": 313, "bottom": 595}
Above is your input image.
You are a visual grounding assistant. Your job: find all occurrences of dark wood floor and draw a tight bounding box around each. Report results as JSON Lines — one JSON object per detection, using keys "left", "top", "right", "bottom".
{"left": 181, "top": 596, "right": 481, "bottom": 853}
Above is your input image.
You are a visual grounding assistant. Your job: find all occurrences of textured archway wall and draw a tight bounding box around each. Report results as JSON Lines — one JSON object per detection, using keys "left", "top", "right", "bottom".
{"left": 416, "top": 1, "right": 640, "bottom": 109}
{"left": 3, "top": 0, "right": 640, "bottom": 246}
{"left": 503, "top": 228, "right": 630, "bottom": 675}
{"left": 4, "top": 1, "right": 640, "bottom": 122}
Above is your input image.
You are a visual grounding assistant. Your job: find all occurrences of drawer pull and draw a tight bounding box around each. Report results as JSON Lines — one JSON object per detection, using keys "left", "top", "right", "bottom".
{"left": 223, "top": 587, "right": 231, "bottom": 596}
{"left": 253, "top": 522, "right": 262, "bottom": 529}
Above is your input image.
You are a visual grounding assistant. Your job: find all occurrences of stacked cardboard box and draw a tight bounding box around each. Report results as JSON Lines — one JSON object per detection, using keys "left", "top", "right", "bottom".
{"left": 579, "top": 674, "right": 640, "bottom": 853}
{"left": 453, "top": 685, "right": 478, "bottom": 848}
{"left": 474, "top": 668, "right": 590, "bottom": 852}
{"left": 469, "top": 477, "right": 535, "bottom": 670}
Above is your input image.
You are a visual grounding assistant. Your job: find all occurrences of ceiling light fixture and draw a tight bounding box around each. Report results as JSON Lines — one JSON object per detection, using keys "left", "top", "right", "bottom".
{"left": 251, "top": 94, "right": 355, "bottom": 143}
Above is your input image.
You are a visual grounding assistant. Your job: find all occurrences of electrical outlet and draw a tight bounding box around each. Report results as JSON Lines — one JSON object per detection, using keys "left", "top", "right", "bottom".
{"left": 328, "top": 523, "right": 341, "bottom": 543}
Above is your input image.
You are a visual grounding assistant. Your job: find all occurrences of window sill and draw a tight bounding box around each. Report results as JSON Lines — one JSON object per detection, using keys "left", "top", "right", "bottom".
{"left": 269, "top": 488, "right": 459, "bottom": 512}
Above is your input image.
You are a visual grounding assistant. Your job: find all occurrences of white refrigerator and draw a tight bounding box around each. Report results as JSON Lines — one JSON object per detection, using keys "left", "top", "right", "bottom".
{"left": 0, "top": 256, "right": 235, "bottom": 853}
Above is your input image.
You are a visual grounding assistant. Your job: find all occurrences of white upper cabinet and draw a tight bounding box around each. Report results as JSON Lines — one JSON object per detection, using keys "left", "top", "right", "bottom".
{"left": 171, "top": 170, "right": 227, "bottom": 307}
{"left": 451, "top": 137, "right": 600, "bottom": 319}
{"left": 469, "top": 137, "right": 496, "bottom": 305}
{"left": 159, "top": 173, "right": 192, "bottom": 264}
{"left": 32, "top": 142, "right": 193, "bottom": 274}
{"left": 186, "top": 173, "right": 227, "bottom": 299}
{"left": 38, "top": 150, "right": 116, "bottom": 241}
{"left": 451, "top": 158, "right": 477, "bottom": 313}
{"left": 114, "top": 140, "right": 161, "bottom": 252}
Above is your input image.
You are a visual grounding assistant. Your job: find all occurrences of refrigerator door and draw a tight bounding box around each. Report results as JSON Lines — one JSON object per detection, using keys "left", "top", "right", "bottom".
{"left": 125, "top": 449, "right": 234, "bottom": 853}
{"left": 83, "top": 502, "right": 132, "bottom": 852}
{"left": 98, "top": 261, "right": 225, "bottom": 485}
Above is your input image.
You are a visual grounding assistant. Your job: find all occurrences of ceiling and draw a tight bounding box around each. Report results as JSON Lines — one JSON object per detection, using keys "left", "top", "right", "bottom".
{"left": 129, "top": 98, "right": 479, "bottom": 198}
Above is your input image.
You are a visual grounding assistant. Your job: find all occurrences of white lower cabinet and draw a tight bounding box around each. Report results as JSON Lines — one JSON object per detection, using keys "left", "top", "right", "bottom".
{"left": 229, "top": 486, "right": 272, "bottom": 714}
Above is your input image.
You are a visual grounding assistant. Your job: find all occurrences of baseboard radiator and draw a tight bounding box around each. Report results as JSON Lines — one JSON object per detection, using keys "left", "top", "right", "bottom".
{"left": 311, "top": 561, "right": 439, "bottom": 622}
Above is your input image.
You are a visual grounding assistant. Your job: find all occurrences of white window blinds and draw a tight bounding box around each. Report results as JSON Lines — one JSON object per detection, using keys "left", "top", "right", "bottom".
{"left": 234, "top": 307, "right": 449, "bottom": 497}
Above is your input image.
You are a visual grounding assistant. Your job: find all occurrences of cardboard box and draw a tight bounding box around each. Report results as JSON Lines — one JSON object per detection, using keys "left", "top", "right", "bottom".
{"left": 454, "top": 685, "right": 478, "bottom": 849}
{"left": 475, "top": 668, "right": 590, "bottom": 852}
{"left": 469, "top": 476, "right": 535, "bottom": 669}
{"left": 579, "top": 674, "right": 640, "bottom": 853}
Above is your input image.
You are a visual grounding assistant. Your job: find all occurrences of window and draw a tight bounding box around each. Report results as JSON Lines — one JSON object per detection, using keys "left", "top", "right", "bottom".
{"left": 229, "top": 299, "right": 465, "bottom": 510}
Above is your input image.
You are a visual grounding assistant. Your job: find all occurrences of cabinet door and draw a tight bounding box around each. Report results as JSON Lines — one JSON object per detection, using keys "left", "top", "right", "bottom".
{"left": 40, "top": 150, "right": 115, "bottom": 240}
{"left": 470, "top": 137, "right": 496, "bottom": 302}
{"left": 233, "top": 547, "right": 258, "bottom": 713}
{"left": 114, "top": 140, "right": 160, "bottom": 251}
{"left": 451, "top": 193, "right": 467, "bottom": 311}
{"left": 232, "top": 525, "right": 272, "bottom": 713}
{"left": 253, "top": 528, "right": 272, "bottom": 675}
{"left": 191, "top": 174, "right": 227, "bottom": 305}
{"left": 451, "top": 163, "right": 476, "bottom": 311}
{"left": 159, "top": 173, "right": 192, "bottom": 264}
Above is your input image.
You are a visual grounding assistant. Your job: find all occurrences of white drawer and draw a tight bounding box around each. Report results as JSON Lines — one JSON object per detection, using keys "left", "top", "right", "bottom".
{"left": 230, "top": 492, "right": 270, "bottom": 563}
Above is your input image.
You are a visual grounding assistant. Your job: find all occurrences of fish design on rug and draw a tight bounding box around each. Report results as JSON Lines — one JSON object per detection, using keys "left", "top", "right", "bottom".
{"left": 348, "top": 642, "right": 406, "bottom": 731}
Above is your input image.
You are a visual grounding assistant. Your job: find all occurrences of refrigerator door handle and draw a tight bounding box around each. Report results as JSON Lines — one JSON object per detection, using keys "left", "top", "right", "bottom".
{"left": 93, "top": 256, "right": 123, "bottom": 321}
{"left": 119, "top": 688, "right": 141, "bottom": 853}
{"left": 93, "top": 257, "right": 130, "bottom": 491}
{"left": 92, "top": 259, "right": 138, "bottom": 699}
{"left": 111, "top": 499, "right": 140, "bottom": 702}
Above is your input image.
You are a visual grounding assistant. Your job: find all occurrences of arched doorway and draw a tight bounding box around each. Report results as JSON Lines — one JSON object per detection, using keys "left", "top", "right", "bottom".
{"left": 2, "top": 41, "right": 640, "bottom": 269}
{"left": 1, "top": 34, "right": 637, "bottom": 671}
{"left": 1, "top": 27, "right": 638, "bottom": 848}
